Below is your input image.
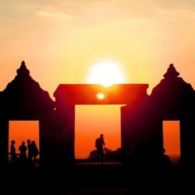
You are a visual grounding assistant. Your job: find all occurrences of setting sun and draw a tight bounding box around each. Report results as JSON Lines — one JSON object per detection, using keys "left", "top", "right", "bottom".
{"left": 87, "top": 61, "right": 125, "bottom": 87}
{"left": 97, "top": 92, "right": 105, "bottom": 100}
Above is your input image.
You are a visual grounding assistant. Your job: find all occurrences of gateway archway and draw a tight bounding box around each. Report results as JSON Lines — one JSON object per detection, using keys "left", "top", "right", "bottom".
{"left": 54, "top": 84, "right": 148, "bottom": 161}
{"left": 75, "top": 105, "right": 123, "bottom": 159}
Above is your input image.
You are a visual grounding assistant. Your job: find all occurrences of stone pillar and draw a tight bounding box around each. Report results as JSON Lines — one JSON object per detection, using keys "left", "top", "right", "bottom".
{"left": 55, "top": 98, "right": 75, "bottom": 163}
{"left": 0, "top": 119, "right": 8, "bottom": 166}
{"left": 121, "top": 105, "right": 131, "bottom": 152}
{"left": 63, "top": 104, "right": 75, "bottom": 162}
{"left": 39, "top": 112, "right": 57, "bottom": 167}
{"left": 180, "top": 118, "right": 195, "bottom": 165}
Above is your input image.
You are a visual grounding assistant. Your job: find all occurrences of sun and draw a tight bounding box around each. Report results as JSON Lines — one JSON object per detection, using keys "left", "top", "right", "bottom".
{"left": 97, "top": 92, "right": 105, "bottom": 100}
{"left": 87, "top": 61, "right": 125, "bottom": 87}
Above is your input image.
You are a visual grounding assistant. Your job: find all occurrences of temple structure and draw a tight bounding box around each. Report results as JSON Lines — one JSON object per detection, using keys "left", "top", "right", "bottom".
{"left": 0, "top": 61, "right": 56, "bottom": 165}
{"left": 122, "top": 64, "right": 195, "bottom": 165}
{"left": 0, "top": 61, "right": 195, "bottom": 166}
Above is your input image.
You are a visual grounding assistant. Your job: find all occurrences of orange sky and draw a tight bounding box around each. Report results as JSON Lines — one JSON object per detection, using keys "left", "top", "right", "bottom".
{"left": 75, "top": 105, "right": 122, "bottom": 158}
{"left": 9, "top": 121, "right": 39, "bottom": 157}
{"left": 1, "top": 0, "right": 195, "bottom": 159}
{"left": 1, "top": 0, "right": 195, "bottom": 94}
{"left": 163, "top": 121, "right": 180, "bottom": 159}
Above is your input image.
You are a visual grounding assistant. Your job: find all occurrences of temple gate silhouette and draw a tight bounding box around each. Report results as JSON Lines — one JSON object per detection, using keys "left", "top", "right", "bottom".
{"left": 0, "top": 61, "right": 195, "bottom": 166}
{"left": 0, "top": 62, "right": 55, "bottom": 165}
{"left": 54, "top": 84, "right": 148, "bottom": 161}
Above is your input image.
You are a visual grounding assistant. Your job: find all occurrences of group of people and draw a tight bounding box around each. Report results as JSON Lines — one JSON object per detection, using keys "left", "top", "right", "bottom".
{"left": 10, "top": 139, "right": 39, "bottom": 163}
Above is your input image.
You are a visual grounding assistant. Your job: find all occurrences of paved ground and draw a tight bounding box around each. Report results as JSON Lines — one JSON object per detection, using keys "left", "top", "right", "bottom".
{"left": 1, "top": 162, "right": 195, "bottom": 194}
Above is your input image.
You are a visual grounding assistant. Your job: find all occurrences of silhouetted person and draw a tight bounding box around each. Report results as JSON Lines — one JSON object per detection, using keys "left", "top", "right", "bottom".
{"left": 10, "top": 140, "right": 16, "bottom": 163}
{"left": 95, "top": 134, "right": 105, "bottom": 164}
{"left": 19, "top": 141, "right": 27, "bottom": 160}
{"left": 31, "top": 141, "right": 39, "bottom": 161}
{"left": 160, "top": 148, "right": 171, "bottom": 171}
{"left": 27, "top": 139, "right": 33, "bottom": 160}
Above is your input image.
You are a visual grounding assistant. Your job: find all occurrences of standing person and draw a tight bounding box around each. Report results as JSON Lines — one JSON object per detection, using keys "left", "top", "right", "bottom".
{"left": 10, "top": 140, "right": 16, "bottom": 163}
{"left": 95, "top": 134, "right": 105, "bottom": 164}
{"left": 27, "top": 139, "right": 33, "bottom": 161}
{"left": 31, "top": 141, "right": 39, "bottom": 161}
{"left": 19, "top": 141, "right": 27, "bottom": 160}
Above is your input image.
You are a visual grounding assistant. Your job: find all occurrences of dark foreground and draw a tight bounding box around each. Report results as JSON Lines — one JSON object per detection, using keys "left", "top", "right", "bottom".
{"left": 1, "top": 162, "right": 195, "bottom": 195}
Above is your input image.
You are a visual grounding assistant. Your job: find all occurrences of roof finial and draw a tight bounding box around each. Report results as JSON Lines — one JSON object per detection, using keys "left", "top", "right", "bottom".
{"left": 17, "top": 60, "right": 30, "bottom": 76}
{"left": 163, "top": 64, "right": 180, "bottom": 79}
{"left": 21, "top": 60, "right": 26, "bottom": 67}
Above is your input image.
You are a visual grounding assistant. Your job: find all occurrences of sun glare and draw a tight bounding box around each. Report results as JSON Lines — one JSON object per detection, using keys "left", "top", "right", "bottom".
{"left": 87, "top": 61, "right": 125, "bottom": 87}
{"left": 97, "top": 92, "right": 105, "bottom": 100}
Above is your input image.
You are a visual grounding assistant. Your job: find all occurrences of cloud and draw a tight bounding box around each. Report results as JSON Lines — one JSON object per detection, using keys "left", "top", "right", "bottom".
{"left": 37, "top": 9, "right": 72, "bottom": 21}
{"left": 2, "top": 0, "right": 195, "bottom": 22}
{"left": 1, "top": 0, "right": 195, "bottom": 32}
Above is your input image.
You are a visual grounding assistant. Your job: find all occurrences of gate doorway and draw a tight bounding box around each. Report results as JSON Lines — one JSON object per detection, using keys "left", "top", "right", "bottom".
{"left": 54, "top": 84, "right": 148, "bottom": 161}
{"left": 8, "top": 120, "right": 40, "bottom": 161}
{"left": 163, "top": 120, "right": 181, "bottom": 162}
{"left": 75, "top": 105, "right": 122, "bottom": 159}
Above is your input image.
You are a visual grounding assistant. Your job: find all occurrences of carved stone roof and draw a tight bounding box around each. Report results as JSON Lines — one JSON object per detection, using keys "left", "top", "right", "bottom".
{"left": 17, "top": 61, "right": 30, "bottom": 77}
{"left": 163, "top": 64, "right": 179, "bottom": 79}
{"left": 151, "top": 64, "right": 195, "bottom": 115}
{"left": 0, "top": 61, "right": 54, "bottom": 117}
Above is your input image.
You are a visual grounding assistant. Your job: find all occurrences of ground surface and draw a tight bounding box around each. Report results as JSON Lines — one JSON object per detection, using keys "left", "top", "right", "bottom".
{"left": 1, "top": 161, "right": 195, "bottom": 194}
